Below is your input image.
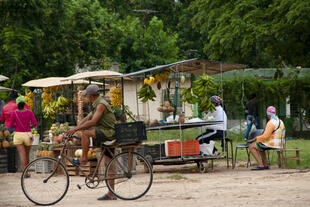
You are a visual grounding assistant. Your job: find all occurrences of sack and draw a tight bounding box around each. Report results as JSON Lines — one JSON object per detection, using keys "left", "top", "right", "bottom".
{"left": 199, "top": 141, "right": 215, "bottom": 156}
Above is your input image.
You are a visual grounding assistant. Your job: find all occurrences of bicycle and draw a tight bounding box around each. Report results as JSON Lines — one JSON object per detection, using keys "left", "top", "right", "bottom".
{"left": 21, "top": 135, "right": 153, "bottom": 206}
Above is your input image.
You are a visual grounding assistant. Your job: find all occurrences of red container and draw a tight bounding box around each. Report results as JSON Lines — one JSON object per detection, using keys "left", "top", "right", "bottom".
{"left": 166, "top": 140, "right": 200, "bottom": 157}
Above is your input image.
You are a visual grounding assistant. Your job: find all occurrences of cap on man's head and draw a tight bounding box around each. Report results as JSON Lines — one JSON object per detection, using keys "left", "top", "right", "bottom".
{"left": 210, "top": 96, "right": 221, "bottom": 105}
{"left": 266, "top": 106, "right": 276, "bottom": 115}
{"left": 16, "top": 96, "right": 25, "bottom": 105}
{"left": 82, "top": 84, "right": 100, "bottom": 96}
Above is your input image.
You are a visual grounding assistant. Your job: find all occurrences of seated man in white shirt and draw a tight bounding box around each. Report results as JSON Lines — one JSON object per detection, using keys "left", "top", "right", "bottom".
{"left": 196, "top": 96, "right": 227, "bottom": 155}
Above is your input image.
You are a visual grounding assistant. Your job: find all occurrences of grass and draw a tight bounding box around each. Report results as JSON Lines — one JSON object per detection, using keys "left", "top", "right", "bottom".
{"left": 145, "top": 129, "right": 310, "bottom": 169}
{"left": 166, "top": 173, "right": 188, "bottom": 180}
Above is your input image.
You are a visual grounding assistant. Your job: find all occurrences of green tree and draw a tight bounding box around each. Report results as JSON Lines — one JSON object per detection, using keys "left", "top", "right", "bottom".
{"left": 190, "top": 0, "right": 310, "bottom": 67}
{"left": 116, "top": 16, "right": 179, "bottom": 73}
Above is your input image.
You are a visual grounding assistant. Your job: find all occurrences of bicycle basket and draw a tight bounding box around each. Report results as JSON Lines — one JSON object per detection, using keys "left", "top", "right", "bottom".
{"left": 115, "top": 121, "right": 147, "bottom": 144}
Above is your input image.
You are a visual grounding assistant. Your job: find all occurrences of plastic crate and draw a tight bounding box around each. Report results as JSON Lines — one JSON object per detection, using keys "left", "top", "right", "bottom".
{"left": 136, "top": 144, "right": 165, "bottom": 160}
{"left": 7, "top": 148, "right": 17, "bottom": 173}
{"left": 166, "top": 140, "right": 200, "bottom": 157}
{"left": 115, "top": 121, "right": 147, "bottom": 144}
{"left": 0, "top": 150, "right": 7, "bottom": 173}
{"left": 35, "top": 160, "right": 53, "bottom": 173}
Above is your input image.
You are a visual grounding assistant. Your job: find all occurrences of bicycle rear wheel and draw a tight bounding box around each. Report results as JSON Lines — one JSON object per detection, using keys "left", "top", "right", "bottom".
{"left": 21, "top": 157, "right": 69, "bottom": 206}
{"left": 105, "top": 151, "right": 153, "bottom": 200}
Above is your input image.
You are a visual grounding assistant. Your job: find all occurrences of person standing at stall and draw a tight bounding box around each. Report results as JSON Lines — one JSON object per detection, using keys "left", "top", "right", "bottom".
{"left": 9, "top": 96, "right": 37, "bottom": 173}
{"left": 0, "top": 91, "right": 29, "bottom": 133}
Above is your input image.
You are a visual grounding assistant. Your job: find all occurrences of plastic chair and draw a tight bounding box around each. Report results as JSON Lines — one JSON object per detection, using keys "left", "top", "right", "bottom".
{"left": 233, "top": 129, "right": 264, "bottom": 169}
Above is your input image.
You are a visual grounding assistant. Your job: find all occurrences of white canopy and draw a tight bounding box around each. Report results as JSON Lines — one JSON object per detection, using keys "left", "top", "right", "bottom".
{"left": 61, "top": 70, "right": 123, "bottom": 81}
{"left": 0, "top": 86, "right": 13, "bottom": 91}
{"left": 22, "top": 77, "right": 105, "bottom": 88}
{"left": 0, "top": 75, "right": 9, "bottom": 82}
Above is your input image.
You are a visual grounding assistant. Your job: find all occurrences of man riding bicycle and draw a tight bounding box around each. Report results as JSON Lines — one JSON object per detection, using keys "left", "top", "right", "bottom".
{"left": 65, "top": 84, "right": 117, "bottom": 200}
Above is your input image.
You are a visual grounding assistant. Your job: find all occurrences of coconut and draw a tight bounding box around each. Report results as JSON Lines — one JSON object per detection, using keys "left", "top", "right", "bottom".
{"left": 2, "top": 140, "right": 10, "bottom": 148}
{"left": 157, "top": 106, "right": 163, "bottom": 112}
{"left": 162, "top": 106, "right": 168, "bottom": 112}
{"left": 3, "top": 130, "right": 10, "bottom": 137}
{"left": 164, "top": 101, "right": 170, "bottom": 107}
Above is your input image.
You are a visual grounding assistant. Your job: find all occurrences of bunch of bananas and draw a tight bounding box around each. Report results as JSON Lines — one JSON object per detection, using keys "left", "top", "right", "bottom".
{"left": 154, "top": 71, "right": 170, "bottom": 82}
{"left": 110, "top": 84, "right": 122, "bottom": 107}
{"left": 56, "top": 96, "right": 70, "bottom": 112}
{"left": 24, "top": 89, "right": 34, "bottom": 110}
{"left": 43, "top": 96, "right": 70, "bottom": 119}
{"left": 43, "top": 101, "right": 57, "bottom": 119}
{"left": 42, "top": 88, "right": 53, "bottom": 105}
{"left": 138, "top": 84, "right": 156, "bottom": 103}
{"left": 181, "top": 74, "right": 216, "bottom": 113}
{"left": 144, "top": 77, "right": 155, "bottom": 85}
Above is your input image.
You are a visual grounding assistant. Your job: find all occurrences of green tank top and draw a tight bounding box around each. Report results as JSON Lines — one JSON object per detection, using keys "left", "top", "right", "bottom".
{"left": 92, "top": 96, "right": 116, "bottom": 140}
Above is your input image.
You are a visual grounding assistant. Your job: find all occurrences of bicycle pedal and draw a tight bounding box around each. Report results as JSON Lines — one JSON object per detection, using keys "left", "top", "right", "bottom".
{"left": 77, "top": 184, "right": 81, "bottom": 190}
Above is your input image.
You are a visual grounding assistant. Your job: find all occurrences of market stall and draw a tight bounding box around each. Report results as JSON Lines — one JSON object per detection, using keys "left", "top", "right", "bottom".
{"left": 120, "top": 58, "right": 245, "bottom": 172}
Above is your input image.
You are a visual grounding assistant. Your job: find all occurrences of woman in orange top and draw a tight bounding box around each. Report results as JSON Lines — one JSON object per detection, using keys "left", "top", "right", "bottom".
{"left": 248, "top": 106, "right": 285, "bottom": 170}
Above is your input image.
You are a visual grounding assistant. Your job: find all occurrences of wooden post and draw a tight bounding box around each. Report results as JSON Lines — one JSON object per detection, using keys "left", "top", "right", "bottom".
{"left": 121, "top": 77, "right": 125, "bottom": 114}
{"left": 71, "top": 81, "right": 75, "bottom": 125}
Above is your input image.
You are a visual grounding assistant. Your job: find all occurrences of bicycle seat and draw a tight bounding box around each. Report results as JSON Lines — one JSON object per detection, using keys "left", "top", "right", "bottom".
{"left": 102, "top": 140, "right": 116, "bottom": 146}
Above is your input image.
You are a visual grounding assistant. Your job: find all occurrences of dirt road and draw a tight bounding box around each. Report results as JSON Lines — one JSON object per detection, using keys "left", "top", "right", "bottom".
{"left": 1, "top": 164, "right": 310, "bottom": 207}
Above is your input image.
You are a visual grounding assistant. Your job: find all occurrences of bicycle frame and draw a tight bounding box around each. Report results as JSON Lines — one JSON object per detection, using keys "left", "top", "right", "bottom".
{"left": 43, "top": 136, "right": 138, "bottom": 185}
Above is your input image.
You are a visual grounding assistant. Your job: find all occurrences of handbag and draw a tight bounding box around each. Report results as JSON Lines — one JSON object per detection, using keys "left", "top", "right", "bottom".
{"left": 15, "top": 110, "right": 34, "bottom": 142}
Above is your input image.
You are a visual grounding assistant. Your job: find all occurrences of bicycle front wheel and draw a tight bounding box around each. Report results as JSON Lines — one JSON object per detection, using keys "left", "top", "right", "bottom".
{"left": 105, "top": 151, "right": 153, "bottom": 200}
{"left": 21, "top": 157, "right": 69, "bottom": 206}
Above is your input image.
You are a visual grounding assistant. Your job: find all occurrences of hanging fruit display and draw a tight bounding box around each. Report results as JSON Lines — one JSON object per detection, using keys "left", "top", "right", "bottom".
{"left": 42, "top": 87, "right": 52, "bottom": 105}
{"left": 138, "top": 84, "right": 156, "bottom": 103}
{"left": 43, "top": 93, "right": 70, "bottom": 120}
{"left": 77, "top": 89, "right": 83, "bottom": 124}
{"left": 144, "top": 76, "right": 155, "bottom": 85}
{"left": 24, "top": 89, "right": 34, "bottom": 111}
{"left": 110, "top": 83, "right": 122, "bottom": 107}
{"left": 180, "top": 75, "right": 186, "bottom": 84}
{"left": 56, "top": 96, "right": 70, "bottom": 112}
{"left": 181, "top": 74, "right": 216, "bottom": 113}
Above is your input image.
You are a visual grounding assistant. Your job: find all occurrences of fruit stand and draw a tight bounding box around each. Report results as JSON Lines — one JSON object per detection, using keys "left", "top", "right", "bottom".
{"left": 120, "top": 59, "right": 245, "bottom": 172}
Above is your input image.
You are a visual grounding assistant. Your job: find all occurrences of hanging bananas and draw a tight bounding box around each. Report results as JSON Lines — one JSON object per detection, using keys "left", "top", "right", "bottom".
{"left": 24, "top": 89, "right": 34, "bottom": 111}
{"left": 181, "top": 74, "right": 216, "bottom": 113}
{"left": 138, "top": 84, "right": 156, "bottom": 103}
{"left": 110, "top": 84, "right": 122, "bottom": 107}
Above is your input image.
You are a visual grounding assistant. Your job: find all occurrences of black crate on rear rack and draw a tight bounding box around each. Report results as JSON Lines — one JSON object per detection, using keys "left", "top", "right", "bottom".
{"left": 115, "top": 121, "right": 147, "bottom": 144}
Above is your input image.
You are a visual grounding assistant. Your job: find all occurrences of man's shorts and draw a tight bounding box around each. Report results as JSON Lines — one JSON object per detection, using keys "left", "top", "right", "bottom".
{"left": 256, "top": 142, "right": 272, "bottom": 151}
{"left": 13, "top": 132, "right": 32, "bottom": 146}
{"left": 93, "top": 128, "right": 115, "bottom": 158}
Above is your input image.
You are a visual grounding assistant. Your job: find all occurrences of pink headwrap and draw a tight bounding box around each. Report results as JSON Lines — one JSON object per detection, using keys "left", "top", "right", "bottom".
{"left": 266, "top": 106, "right": 276, "bottom": 115}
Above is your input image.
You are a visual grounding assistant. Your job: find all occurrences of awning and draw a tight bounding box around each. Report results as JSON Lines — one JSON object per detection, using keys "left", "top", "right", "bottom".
{"left": 0, "top": 75, "right": 9, "bottom": 82}
{"left": 22, "top": 77, "right": 105, "bottom": 88}
{"left": 61, "top": 70, "right": 123, "bottom": 81}
{"left": 0, "top": 86, "right": 13, "bottom": 91}
{"left": 120, "top": 59, "right": 246, "bottom": 77}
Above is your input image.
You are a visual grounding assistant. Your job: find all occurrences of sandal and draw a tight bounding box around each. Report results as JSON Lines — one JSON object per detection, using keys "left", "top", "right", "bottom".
{"left": 251, "top": 166, "right": 265, "bottom": 170}
{"left": 264, "top": 166, "right": 270, "bottom": 170}
{"left": 97, "top": 194, "right": 117, "bottom": 201}
{"left": 69, "top": 158, "right": 87, "bottom": 168}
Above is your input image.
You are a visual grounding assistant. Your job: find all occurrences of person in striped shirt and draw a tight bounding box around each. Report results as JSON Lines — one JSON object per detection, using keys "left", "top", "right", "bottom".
{"left": 247, "top": 106, "right": 285, "bottom": 170}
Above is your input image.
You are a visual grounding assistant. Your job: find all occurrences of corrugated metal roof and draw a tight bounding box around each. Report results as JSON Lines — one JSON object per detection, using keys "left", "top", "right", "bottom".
{"left": 120, "top": 59, "right": 246, "bottom": 77}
